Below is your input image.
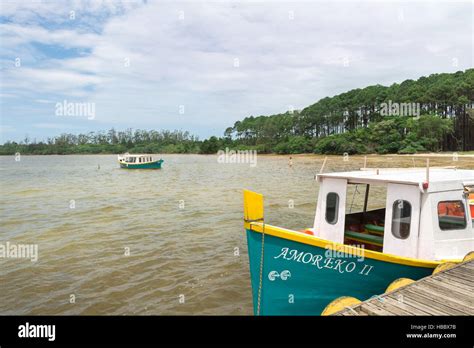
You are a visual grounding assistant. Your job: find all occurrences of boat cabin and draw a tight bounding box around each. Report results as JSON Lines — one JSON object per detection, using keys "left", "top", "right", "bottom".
{"left": 311, "top": 169, "right": 474, "bottom": 261}
{"left": 118, "top": 154, "right": 154, "bottom": 163}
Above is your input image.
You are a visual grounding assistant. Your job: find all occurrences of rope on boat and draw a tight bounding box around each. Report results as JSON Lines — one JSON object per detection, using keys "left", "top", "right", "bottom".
{"left": 349, "top": 184, "right": 360, "bottom": 213}
{"left": 256, "top": 222, "right": 266, "bottom": 316}
{"left": 314, "top": 156, "right": 328, "bottom": 180}
{"left": 244, "top": 217, "right": 266, "bottom": 316}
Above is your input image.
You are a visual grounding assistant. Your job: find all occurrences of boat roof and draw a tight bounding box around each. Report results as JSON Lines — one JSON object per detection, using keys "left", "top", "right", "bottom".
{"left": 318, "top": 168, "right": 474, "bottom": 192}
{"left": 122, "top": 154, "right": 152, "bottom": 157}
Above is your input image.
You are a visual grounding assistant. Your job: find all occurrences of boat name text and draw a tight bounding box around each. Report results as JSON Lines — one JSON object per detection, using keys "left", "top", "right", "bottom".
{"left": 274, "top": 247, "right": 373, "bottom": 276}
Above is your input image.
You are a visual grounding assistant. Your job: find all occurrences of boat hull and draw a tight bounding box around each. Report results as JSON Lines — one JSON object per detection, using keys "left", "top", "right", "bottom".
{"left": 119, "top": 160, "right": 163, "bottom": 169}
{"left": 246, "top": 228, "right": 436, "bottom": 315}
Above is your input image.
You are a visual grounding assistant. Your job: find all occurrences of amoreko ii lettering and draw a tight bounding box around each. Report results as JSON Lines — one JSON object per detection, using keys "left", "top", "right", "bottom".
{"left": 273, "top": 247, "right": 374, "bottom": 276}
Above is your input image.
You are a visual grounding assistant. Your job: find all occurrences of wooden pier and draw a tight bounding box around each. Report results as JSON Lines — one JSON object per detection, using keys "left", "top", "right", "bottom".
{"left": 333, "top": 259, "right": 474, "bottom": 316}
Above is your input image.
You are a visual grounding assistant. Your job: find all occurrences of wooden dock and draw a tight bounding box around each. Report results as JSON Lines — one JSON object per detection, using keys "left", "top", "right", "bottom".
{"left": 334, "top": 259, "right": 474, "bottom": 316}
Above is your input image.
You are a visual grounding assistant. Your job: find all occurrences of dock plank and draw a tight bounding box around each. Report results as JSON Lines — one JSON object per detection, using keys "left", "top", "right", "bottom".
{"left": 418, "top": 279, "right": 474, "bottom": 300}
{"left": 441, "top": 270, "right": 474, "bottom": 283}
{"left": 422, "top": 277, "right": 474, "bottom": 300}
{"left": 409, "top": 284, "right": 473, "bottom": 313}
{"left": 365, "top": 298, "right": 415, "bottom": 316}
{"left": 459, "top": 262, "right": 474, "bottom": 270}
{"left": 387, "top": 294, "right": 451, "bottom": 315}
{"left": 359, "top": 302, "right": 396, "bottom": 316}
{"left": 444, "top": 268, "right": 474, "bottom": 281}
{"left": 400, "top": 289, "right": 467, "bottom": 315}
{"left": 382, "top": 296, "right": 432, "bottom": 315}
{"left": 435, "top": 274, "right": 472, "bottom": 290}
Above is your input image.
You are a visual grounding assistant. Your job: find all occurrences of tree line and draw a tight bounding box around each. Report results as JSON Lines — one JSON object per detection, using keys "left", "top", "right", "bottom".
{"left": 0, "top": 129, "right": 201, "bottom": 155}
{"left": 223, "top": 69, "right": 474, "bottom": 154}
{"left": 1, "top": 69, "right": 473, "bottom": 155}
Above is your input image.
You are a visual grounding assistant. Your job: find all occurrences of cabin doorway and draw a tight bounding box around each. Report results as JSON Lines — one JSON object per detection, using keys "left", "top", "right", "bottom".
{"left": 344, "top": 183, "right": 387, "bottom": 252}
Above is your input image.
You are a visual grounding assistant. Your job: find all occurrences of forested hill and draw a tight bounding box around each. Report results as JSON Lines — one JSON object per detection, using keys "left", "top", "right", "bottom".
{"left": 1, "top": 69, "right": 473, "bottom": 155}
{"left": 221, "top": 69, "right": 474, "bottom": 154}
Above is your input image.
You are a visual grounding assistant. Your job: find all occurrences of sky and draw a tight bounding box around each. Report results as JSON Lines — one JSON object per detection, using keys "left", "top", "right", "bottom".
{"left": 0, "top": 0, "right": 473, "bottom": 143}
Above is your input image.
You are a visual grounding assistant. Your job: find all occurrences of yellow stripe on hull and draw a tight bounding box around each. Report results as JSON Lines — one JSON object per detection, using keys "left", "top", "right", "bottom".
{"left": 244, "top": 221, "right": 445, "bottom": 268}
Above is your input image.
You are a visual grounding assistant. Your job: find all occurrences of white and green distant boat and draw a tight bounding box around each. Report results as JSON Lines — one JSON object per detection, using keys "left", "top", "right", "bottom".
{"left": 118, "top": 153, "right": 163, "bottom": 169}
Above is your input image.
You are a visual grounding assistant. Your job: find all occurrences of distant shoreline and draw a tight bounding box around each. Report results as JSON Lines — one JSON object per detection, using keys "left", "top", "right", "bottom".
{"left": 1, "top": 152, "right": 473, "bottom": 157}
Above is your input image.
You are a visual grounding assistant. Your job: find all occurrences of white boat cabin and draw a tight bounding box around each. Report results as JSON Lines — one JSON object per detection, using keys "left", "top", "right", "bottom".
{"left": 118, "top": 154, "right": 154, "bottom": 163}
{"left": 311, "top": 168, "right": 474, "bottom": 261}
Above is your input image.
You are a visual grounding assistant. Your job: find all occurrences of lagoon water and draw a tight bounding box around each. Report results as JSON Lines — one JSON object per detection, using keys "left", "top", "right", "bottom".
{"left": 0, "top": 154, "right": 472, "bottom": 315}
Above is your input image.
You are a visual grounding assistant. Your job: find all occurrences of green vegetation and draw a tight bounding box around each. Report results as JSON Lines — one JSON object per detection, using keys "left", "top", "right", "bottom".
{"left": 1, "top": 69, "right": 473, "bottom": 155}
{"left": 312, "top": 115, "right": 453, "bottom": 155}
{"left": 224, "top": 69, "right": 474, "bottom": 154}
{"left": 0, "top": 130, "right": 201, "bottom": 155}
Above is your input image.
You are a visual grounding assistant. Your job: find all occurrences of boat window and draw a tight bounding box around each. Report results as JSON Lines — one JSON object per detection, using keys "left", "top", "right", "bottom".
{"left": 438, "top": 200, "right": 467, "bottom": 230}
{"left": 325, "top": 192, "right": 339, "bottom": 224}
{"left": 392, "top": 200, "right": 411, "bottom": 239}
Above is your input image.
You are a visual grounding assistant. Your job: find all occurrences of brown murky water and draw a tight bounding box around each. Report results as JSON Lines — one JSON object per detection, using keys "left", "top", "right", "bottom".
{"left": 0, "top": 154, "right": 472, "bottom": 314}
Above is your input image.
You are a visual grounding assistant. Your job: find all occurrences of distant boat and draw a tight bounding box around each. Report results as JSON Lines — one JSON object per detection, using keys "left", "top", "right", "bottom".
{"left": 117, "top": 153, "right": 163, "bottom": 169}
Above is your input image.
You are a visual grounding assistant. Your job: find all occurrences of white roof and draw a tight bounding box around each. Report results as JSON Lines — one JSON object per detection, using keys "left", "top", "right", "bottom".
{"left": 318, "top": 168, "right": 474, "bottom": 192}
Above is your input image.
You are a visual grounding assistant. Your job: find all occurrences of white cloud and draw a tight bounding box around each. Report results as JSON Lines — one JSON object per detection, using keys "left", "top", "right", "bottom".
{"left": 34, "top": 99, "right": 54, "bottom": 103}
{"left": 0, "top": 124, "right": 15, "bottom": 132}
{"left": 2, "top": 67, "right": 102, "bottom": 94}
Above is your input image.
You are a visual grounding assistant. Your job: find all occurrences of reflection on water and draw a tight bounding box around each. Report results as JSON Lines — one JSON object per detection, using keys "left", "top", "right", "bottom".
{"left": 0, "top": 154, "right": 471, "bottom": 314}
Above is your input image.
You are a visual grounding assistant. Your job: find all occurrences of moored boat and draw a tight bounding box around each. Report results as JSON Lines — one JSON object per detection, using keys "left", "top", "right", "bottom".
{"left": 118, "top": 153, "right": 163, "bottom": 169}
{"left": 244, "top": 167, "right": 474, "bottom": 315}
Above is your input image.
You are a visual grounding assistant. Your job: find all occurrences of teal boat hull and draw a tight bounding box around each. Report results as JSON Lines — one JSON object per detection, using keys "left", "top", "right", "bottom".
{"left": 246, "top": 228, "right": 435, "bottom": 315}
{"left": 119, "top": 159, "right": 163, "bottom": 169}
